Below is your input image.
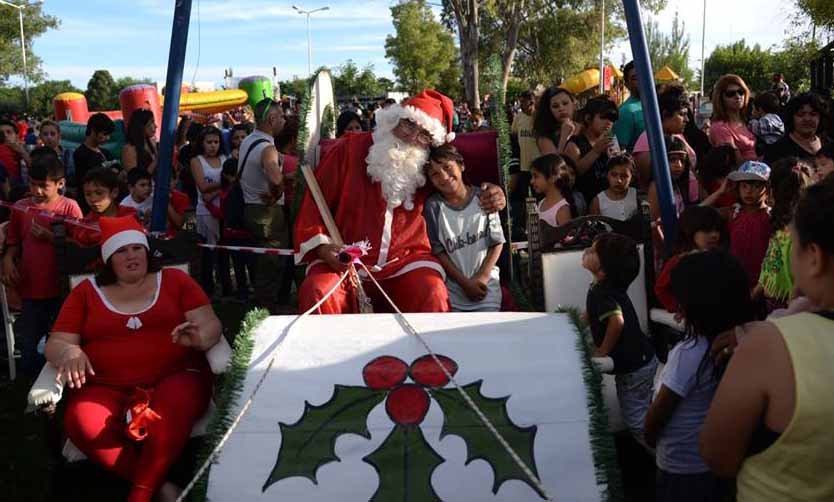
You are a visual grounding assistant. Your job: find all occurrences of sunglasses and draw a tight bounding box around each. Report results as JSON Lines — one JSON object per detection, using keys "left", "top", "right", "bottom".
{"left": 723, "top": 89, "right": 745, "bottom": 98}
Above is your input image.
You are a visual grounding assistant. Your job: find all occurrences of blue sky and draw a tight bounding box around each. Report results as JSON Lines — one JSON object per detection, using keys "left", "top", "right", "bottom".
{"left": 26, "top": 0, "right": 801, "bottom": 90}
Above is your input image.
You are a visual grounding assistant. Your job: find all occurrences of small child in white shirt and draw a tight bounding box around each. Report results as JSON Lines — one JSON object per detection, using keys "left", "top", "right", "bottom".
{"left": 590, "top": 154, "right": 638, "bottom": 221}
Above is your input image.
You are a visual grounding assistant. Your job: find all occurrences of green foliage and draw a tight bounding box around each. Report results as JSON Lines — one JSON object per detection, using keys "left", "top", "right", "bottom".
{"left": 114, "top": 76, "right": 154, "bottom": 92}
{"left": 0, "top": 86, "right": 24, "bottom": 114}
{"left": 0, "top": 2, "right": 58, "bottom": 85}
{"left": 385, "top": 0, "right": 461, "bottom": 95}
{"left": 279, "top": 77, "right": 309, "bottom": 99}
{"left": 320, "top": 104, "right": 335, "bottom": 139}
{"left": 432, "top": 382, "right": 545, "bottom": 498}
{"left": 704, "top": 38, "right": 820, "bottom": 96}
{"left": 797, "top": 0, "right": 834, "bottom": 29}
{"left": 85, "top": 70, "right": 118, "bottom": 111}
{"left": 363, "top": 425, "right": 444, "bottom": 501}
{"left": 263, "top": 385, "right": 387, "bottom": 490}
{"left": 561, "top": 307, "right": 624, "bottom": 502}
{"left": 333, "top": 60, "right": 390, "bottom": 99}
{"left": 29, "top": 80, "right": 81, "bottom": 118}
{"left": 645, "top": 12, "right": 694, "bottom": 87}
{"left": 192, "top": 308, "right": 269, "bottom": 501}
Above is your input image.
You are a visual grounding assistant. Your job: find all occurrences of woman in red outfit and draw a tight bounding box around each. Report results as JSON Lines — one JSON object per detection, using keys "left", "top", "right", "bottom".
{"left": 45, "top": 216, "right": 222, "bottom": 502}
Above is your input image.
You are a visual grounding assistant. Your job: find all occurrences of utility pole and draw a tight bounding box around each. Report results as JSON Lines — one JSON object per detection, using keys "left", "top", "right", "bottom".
{"left": 292, "top": 5, "right": 330, "bottom": 76}
{"left": 0, "top": 0, "right": 30, "bottom": 108}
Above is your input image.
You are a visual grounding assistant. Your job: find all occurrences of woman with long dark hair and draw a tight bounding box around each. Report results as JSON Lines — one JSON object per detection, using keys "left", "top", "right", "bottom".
{"left": 122, "top": 109, "right": 158, "bottom": 174}
{"left": 533, "top": 86, "right": 577, "bottom": 156}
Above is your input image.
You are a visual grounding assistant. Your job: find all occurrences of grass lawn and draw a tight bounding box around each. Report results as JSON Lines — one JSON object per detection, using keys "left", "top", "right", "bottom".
{"left": 0, "top": 300, "right": 251, "bottom": 502}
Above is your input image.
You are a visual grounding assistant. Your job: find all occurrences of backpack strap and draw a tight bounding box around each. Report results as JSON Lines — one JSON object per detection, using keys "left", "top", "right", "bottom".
{"left": 237, "top": 138, "right": 270, "bottom": 178}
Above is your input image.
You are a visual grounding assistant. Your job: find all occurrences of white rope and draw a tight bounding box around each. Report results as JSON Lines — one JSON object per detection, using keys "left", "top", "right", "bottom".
{"left": 175, "top": 269, "right": 351, "bottom": 502}
{"left": 358, "top": 263, "right": 554, "bottom": 501}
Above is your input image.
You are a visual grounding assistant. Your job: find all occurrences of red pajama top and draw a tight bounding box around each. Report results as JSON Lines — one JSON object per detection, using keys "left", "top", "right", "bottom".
{"left": 52, "top": 268, "right": 211, "bottom": 387}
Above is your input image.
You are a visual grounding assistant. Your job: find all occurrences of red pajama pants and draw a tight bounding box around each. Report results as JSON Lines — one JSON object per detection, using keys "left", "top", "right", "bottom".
{"left": 64, "top": 369, "right": 212, "bottom": 502}
{"left": 298, "top": 263, "right": 450, "bottom": 314}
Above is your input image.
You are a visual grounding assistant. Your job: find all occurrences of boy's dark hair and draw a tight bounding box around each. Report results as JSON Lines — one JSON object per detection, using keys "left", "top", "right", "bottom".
{"left": 28, "top": 147, "right": 65, "bottom": 181}
{"left": 622, "top": 61, "right": 635, "bottom": 78}
{"left": 753, "top": 92, "right": 781, "bottom": 114}
{"left": 700, "top": 145, "right": 736, "bottom": 187}
{"left": 222, "top": 157, "right": 238, "bottom": 179}
{"left": 672, "top": 251, "right": 755, "bottom": 379}
{"left": 794, "top": 175, "right": 834, "bottom": 255}
{"left": 82, "top": 167, "right": 120, "bottom": 191}
{"left": 427, "top": 143, "right": 465, "bottom": 169}
{"left": 519, "top": 90, "right": 533, "bottom": 100}
{"left": 127, "top": 168, "right": 152, "bottom": 186}
{"left": 580, "top": 96, "right": 618, "bottom": 124}
{"left": 657, "top": 83, "right": 689, "bottom": 119}
{"left": 0, "top": 119, "right": 18, "bottom": 133}
{"left": 594, "top": 233, "right": 640, "bottom": 290}
{"left": 231, "top": 122, "right": 254, "bottom": 136}
{"left": 784, "top": 92, "right": 828, "bottom": 134}
{"left": 606, "top": 153, "right": 634, "bottom": 172}
{"left": 672, "top": 205, "right": 727, "bottom": 255}
{"left": 85, "top": 113, "right": 116, "bottom": 137}
{"left": 186, "top": 121, "right": 204, "bottom": 144}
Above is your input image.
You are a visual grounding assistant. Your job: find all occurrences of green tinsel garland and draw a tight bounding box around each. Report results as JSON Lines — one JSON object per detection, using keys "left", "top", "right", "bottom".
{"left": 560, "top": 307, "right": 625, "bottom": 502}
{"left": 290, "top": 75, "right": 314, "bottom": 222}
{"left": 190, "top": 308, "right": 270, "bottom": 502}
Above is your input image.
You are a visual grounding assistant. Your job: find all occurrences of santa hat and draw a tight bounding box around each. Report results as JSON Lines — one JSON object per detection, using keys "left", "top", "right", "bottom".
{"left": 401, "top": 90, "right": 456, "bottom": 146}
{"left": 100, "top": 215, "right": 149, "bottom": 263}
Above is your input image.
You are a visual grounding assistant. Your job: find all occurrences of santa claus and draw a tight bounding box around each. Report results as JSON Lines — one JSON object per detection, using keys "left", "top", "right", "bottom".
{"left": 294, "top": 90, "right": 506, "bottom": 314}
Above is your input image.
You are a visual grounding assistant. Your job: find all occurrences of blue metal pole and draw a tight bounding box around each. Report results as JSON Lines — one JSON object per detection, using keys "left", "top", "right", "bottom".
{"left": 621, "top": 0, "right": 677, "bottom": 245}
{"left": 151, "top": 0, "right": 192, "bottom": 233}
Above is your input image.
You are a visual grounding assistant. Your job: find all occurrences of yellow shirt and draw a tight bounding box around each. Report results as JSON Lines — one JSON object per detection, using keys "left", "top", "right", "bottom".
{"left": 511, "top": 111, "right": 540, "bottom": 172}
{"left": 737, "top": 313, "right": 834, "bottom": 502}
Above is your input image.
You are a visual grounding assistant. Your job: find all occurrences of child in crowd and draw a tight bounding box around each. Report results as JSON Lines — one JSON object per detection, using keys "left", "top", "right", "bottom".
{"left": 119, "top": 168, "right": 154, "bottom": 225}
{"left": 530, "top": 153, "right": 577, "bottom": 228}
{"left": 698, "top": 145, "right": 737, "bottom": 209}
{"left": 38, "top": 120, "right": 75, "bottom": 187}
{"left": 190, "top": 126, "right": 227, "bottom": 296}
{"left": 228, "top": 122, "right": 253, "bottom": 160}
{"left": 749, "top": 92, "right": 785, "bottom": 156}
{"left": 655, "top": 206, "right": 726, "bottom": 313}
{"left": 423, "top": 144, "right": 505, "bottom": 312}
{"left": 756, "top": 158, "right": 813, "bottom": 313}
{"left": 590, "top": 154, "right": 639, "bottom": 221}
{"left": 165, "top": 167, "right": 190, "bottom": 238}
{"left": 645, "top": 251, "right": 754, "bottom": 502}
{"left": 73, "top": 168, "right": 138, "bottom": 246}
{"left": 1, "top": 147, "right": 82, "bottom": 376}
{"left": 72, "top": 113, "right": 116, "bottom": 213}
{"left": 0, "top": 119, "right": 32, "bottom": 184}
{"left": 565, "top": 96, "right": 620, "bottom": 203}
{"left": 583, "top": 233, "right": 657, "bottom": 444}
{"left": 815, "top": 142, "right": 834, "bottom": 182}
{"left": 726, "top": 160, "right": 772, "bottom": 288}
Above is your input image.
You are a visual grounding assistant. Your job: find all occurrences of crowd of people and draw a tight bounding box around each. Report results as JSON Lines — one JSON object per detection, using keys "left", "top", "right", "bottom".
{"left": 0, "top": 63, "right": 832, "bottom": 501}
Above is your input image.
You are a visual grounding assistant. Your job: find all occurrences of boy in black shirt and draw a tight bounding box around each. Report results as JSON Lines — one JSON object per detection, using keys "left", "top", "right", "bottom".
{"left": 72, "top": 113, "right": 117, "bottom": 212}
{"left": 583, "top": 232, "right": 657, "bottom": 445}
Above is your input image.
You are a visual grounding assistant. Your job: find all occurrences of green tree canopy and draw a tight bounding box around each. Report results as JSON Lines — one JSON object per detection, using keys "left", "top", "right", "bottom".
{"left": 333, "top": 60, "right": 388, "bottom": 98}
{"left": 0, "top": 2, "right": 58, "bottom": 85}
{"left": 85, "top": 70, "right": 118, "bottom": 111}
{"left": 385, "top": 0, "right": 461, "bottom": 96}
{"left": 645, "top": 12, "right": 694, "bottom": 87}
{"left": 796, "top": 0, "right": 834, "bottom": 30}
{"left": 30, "top": 80, "right": 81, "bottom": 118}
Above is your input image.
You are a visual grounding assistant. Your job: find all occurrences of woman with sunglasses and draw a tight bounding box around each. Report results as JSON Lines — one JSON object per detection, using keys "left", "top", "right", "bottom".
{"left": 709, "top": 74, "right": 757, "bottom": 164}
{"left": 564, "top": 96, "right": 620, "bottom": 203}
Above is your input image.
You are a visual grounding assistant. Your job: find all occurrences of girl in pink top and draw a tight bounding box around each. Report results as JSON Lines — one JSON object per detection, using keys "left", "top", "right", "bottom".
{"left": 530, "top": 153, "right": 577, "bottom": 228}
{"left": 709, "top": 74, "right": 757, "bottom": 163}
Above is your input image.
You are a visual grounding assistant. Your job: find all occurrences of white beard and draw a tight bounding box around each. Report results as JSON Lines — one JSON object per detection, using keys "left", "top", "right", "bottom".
{"left": 365, "top": 128, "right": 428, "bottom": 211}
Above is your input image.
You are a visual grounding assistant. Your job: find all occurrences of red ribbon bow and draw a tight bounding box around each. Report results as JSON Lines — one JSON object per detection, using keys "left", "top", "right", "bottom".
{"left": 125, "top": 387, "right": 161, "bottom": 442}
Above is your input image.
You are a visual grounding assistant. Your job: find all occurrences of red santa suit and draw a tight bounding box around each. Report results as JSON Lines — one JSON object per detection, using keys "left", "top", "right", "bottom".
{"left": 295, "top": 91, "right": 458, "bottom": 314}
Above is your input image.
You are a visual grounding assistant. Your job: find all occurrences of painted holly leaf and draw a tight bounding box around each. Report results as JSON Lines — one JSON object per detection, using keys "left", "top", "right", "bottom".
{"left": 363, "top": 424, "right": 444, "bottom": 502}
{"left": 431, "top": 381, "right": 545, "bottom": 499}
{"left": 262, "top": 385, "right": 386, "bottom": 492}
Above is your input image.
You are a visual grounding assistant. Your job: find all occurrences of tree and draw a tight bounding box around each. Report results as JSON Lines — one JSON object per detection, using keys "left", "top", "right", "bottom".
{"left": 30, "top": 80, "right": 81, "bottom": 118}
{"left": 644, "top": 12, "right": 694, "bottom": 87}
{"left": 385, "top": 0, "right": 461, "bottom": 96}
{"left": 279, "top": 77, "right": 309, "bottom": 99}
{"left": 0, "top": 2, "right": 58, "bottom": 85}
{"left": 85, "top": 70, "right": 118, "bottom": 110}
{"left": 443, "top": 0, "right": 483, "bottom": 109}
{"left": 114, "top": 76, "right": 154, "bottom": 92}
{"left": 796, "top": 0, "right": 834, "bottom": 31}
{"left": 333, "top": 60, "right": 387, "bottom": 98}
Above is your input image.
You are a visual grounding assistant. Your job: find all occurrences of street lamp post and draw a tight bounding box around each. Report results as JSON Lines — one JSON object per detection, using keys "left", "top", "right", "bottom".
{"left": 292, "top": 5, "right": 329, "bottom": 76}
{"left": 0, "top": 0, "right": 30, "bottom": 108}
{"left": 599, "top": 0, "right": 605, "bottom": 94}
{"left": 700, "top": 0, "right": 707, "bottom": 100}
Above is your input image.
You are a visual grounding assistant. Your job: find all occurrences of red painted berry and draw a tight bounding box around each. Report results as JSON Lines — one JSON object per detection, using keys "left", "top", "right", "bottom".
{"left": 409, "top": 354, "right": 458, "bottom": 388}
{"left": 385, "top": 384, "right": 430, "bottom": 426}
{"left": 362, "top": 356, "right": 408, "bottom": 390}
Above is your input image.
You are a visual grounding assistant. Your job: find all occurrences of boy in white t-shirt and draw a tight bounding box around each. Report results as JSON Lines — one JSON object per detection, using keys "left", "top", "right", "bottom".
{"left": 422, "top": 144, "right": 505, "bottom": 312}
{"left": 119, "top": 168, "right": 153, "bottom": 226}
